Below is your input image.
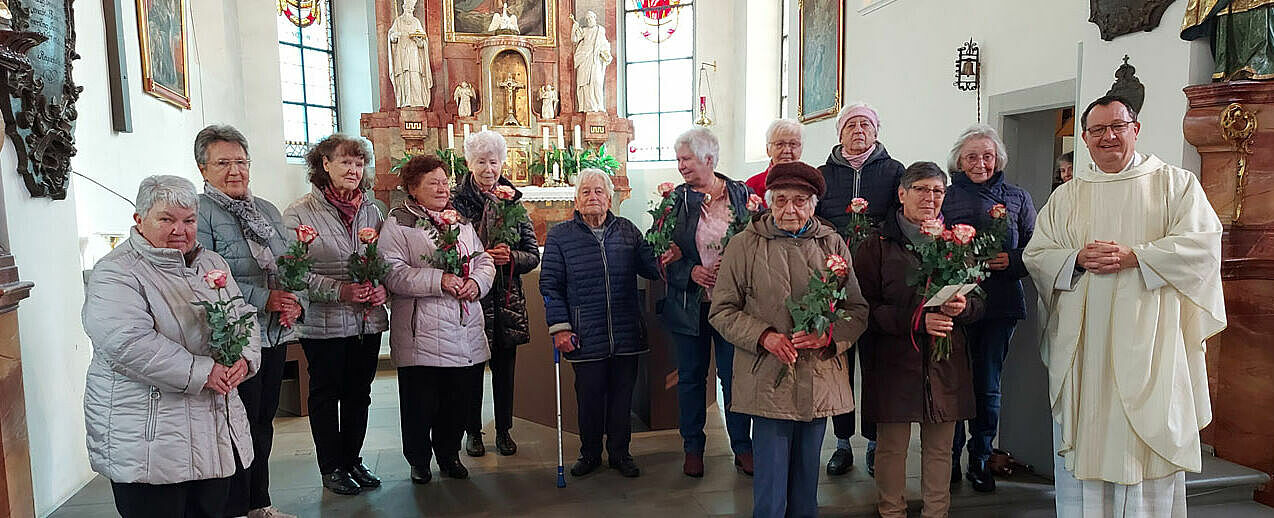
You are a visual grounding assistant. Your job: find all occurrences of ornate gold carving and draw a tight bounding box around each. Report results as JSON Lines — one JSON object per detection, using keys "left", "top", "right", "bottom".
{"left": 1220, "top": 102, "right": 1258, "bottom": 223}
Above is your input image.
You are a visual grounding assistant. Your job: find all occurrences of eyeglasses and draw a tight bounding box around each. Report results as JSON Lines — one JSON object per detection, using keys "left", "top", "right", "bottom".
{"left": 771, "top": 196, "right": 812, "bottom": 208}
{"left": 1083, "top": 120, "right": 1135, "bottom": 137}
{"left": 208, "top": 159, "right": 251, "bottom": 171}
{"left": 768, "top": 140, "right": 801, "bottom": 149}
{"left": 907, "top": 186, "right": 946, "bottom": 197}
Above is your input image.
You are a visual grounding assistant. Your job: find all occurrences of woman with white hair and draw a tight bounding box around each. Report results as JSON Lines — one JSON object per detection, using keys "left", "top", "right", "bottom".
{"left": 453, "top": 130, "right": 541, "bottom": 459}
{"left": 940, "top": 124, "right": 1037, "bottom": 493}
{"left": 818, "top": 102, "right": 906, "bottom": 477}
{"left": 540, "top": 169, "right": 664, "bottom": 479}
{"left": 661, "top": 126, "right": 756, "bottom": 478}
{"left": 745, "top": 118, "right": 804, "bottom": 206}
{"left": 83, "top": 175, "right": 260, "bottom": 517}
{"left": 283, "top": 134, "right": 389, "bottom": 495}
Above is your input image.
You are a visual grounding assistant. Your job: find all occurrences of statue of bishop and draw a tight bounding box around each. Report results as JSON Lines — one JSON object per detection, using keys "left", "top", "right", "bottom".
{"left": 388, "top": 0, "right": 433, "bottom": 108}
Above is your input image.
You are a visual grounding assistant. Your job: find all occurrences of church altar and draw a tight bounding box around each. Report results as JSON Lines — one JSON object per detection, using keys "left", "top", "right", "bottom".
{"left": 361, "top": 0, "right": 634, "bottom": 235}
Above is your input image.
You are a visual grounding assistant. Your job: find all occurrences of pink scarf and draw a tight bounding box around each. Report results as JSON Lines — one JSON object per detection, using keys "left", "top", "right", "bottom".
{"left": 323, "top": 186, "right": 363, "bottom": 230}
{"left": 842, "top": 144, "right": 876, "bottom": 170}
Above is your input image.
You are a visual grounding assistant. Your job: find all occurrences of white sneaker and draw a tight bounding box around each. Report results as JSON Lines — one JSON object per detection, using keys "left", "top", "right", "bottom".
{"left": 248, "top": 507, "right": 297, "bottom": 518}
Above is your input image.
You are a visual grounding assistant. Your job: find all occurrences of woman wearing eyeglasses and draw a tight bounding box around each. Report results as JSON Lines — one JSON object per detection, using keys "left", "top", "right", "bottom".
{"left": 939, "top": 124, "right": 1037, "bottom": 493}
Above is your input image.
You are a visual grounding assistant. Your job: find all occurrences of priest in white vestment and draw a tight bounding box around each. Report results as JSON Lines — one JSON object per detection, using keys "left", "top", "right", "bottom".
{"left": 1023, "top": 95, "right": 1226, "bottom": 518}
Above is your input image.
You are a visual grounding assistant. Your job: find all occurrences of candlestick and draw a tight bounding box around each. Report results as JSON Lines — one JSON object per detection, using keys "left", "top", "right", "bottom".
{"left": 556, "top": 124, "right": 565, "bottom": 149}
{"left": 574, "top": 125, "right": 582, "bottom": 149}
{"left": 447, "top": 124, "right": 455, "bottom": 149}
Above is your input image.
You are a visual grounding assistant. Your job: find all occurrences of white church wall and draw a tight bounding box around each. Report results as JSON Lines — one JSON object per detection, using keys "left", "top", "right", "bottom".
{"left": 13, "top": 0, "right": 312, "bottom": 513}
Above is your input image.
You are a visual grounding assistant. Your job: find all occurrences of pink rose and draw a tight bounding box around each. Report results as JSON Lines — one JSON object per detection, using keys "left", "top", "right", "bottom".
{"left": 657, "top": 182, "right": 676, "bottom": 198}
{"left": 825, "top": 254, "right": 849, "bottom": 278}
{"left": 439, "top": 209, "right": 461, "bottom": 226}
{"left": 204, "top": 270, "right": 229, "bottom": 290}
{"left": 951, "top": 223, "right": 977, "bottom": 245}
{"left": 494, "top": 185, "right": 517, "bottom": 201}
{"left": 358, "top": 227, "right": 379, "bottom": 244}
{"left": 941, "top": 230, "right": 954, "bottom": 242}
{"left": 989, "top": 204, "right": 1007, "bottom": 219}
{"left": 848, "top": 197, "right": 869, "bottom": 214}
{"left": 295, "top": 224, "right": 318, "bottom": 245}
{"left": 746, "top": 193, "right": 763, "bottom": 212}
{"left": 920, "top": 219, "right": 945, "bottom": 237}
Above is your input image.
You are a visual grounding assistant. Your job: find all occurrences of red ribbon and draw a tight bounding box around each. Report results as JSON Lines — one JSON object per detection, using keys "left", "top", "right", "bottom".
{"left": 909, "top": 276, "right": 933, "bottom": 354}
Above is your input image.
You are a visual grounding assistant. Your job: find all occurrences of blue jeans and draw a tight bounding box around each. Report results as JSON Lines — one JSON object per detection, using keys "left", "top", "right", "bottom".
{"left": 952, "top": 318, "right": 1016, "bottom": 466}
{"left": 671, "top": 307, "right": 753, "bottom": 455}
{"left": 752, "top": 416, "right": 826, "bottom": 518}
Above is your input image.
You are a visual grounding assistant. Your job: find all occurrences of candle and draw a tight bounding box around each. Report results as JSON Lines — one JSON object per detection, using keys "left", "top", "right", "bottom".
{"left": 553, "top": 163, "right": 560, "bottom": 181}
{"left": 574, "top": 125, "right": 582, "bottom": 149}
{"left": 481, "top": 125, "right": 488, "bottom": 132}
{"left": 556, "top": 124, "right": 565, "bottom": 149}
{"left": 447, "top": 123, "right": 455, "bottom": 149}
{"left": 542, "top": 126, "right": 550, "bottom": 150}
{"left": 463, "top": 124, "right": 471, "bottom": 143}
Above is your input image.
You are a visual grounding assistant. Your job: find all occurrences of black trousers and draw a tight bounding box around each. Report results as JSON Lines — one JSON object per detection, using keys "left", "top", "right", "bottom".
{"left": 300, "top": 333, "right": 381, "bottom": 474}
{"left": 829, "top": 347, "right": 877, "bottom": 443}
{"left": 113, "top": 455, "right": 239, "bottom": 518}
{"left": 224, "top": 344, "right": 287, "bottom": 516}
{"left": 571, "top": 355, "right": 639, "bottom": 461}
{"left": 399, "top": 364, "right": 483, "bottom": 469}
{"left": 467, "top": 346, "right": 517, "bottom": 435}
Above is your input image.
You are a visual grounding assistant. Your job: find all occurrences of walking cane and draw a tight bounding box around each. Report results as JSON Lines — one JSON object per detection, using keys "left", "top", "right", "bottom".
{"left": 554, "top": 345, "right": 567, "bottom": 488}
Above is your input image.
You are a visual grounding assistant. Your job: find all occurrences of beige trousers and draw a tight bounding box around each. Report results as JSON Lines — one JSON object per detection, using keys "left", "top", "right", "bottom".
{"left": 875, "top": 421, "right": 958, "bottom": 518}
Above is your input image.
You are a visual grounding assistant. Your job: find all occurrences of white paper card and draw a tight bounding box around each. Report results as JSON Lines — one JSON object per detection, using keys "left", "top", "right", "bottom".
{"left": 923, "top": 283, "right": 979, "bottom": 307}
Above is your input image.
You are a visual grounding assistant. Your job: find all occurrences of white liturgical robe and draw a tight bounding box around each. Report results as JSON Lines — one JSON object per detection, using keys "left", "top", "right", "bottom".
{"left": 1024, "top": 154, "right": 1226, "bottom": 486}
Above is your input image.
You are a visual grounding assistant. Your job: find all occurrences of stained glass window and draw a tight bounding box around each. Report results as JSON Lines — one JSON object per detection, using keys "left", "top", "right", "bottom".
{"left": 624, "top": 0, "right": 694, "bottom": 163}
{"left": 278, "top": 3, "right": 337, "bottom": 159}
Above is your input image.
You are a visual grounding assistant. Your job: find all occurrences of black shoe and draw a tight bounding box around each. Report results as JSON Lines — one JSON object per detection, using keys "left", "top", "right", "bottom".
{"left": 348, "top": 463, "right": 381, "bottom": 488}
{"left": 496, "top": 430, "right": 517, "bottom": 456}
{"left": 866, "top": 445, "right": 876, "bottom": 478}
{"left": 322, "top": 469, "right": 361, "bottom": 495}
{"left": 826, "top": 448, "right": 854, "bottom": 476}
{"left": 439, "top": 458, "right": 469, "bottom": 479}
{"left": 951, "top": 464, "right": 962, "bottom": 486}
{"left": 570, "top": 457, "right": 602, "bottom": 477}
{"left": 466, "top": 432, "right": 486, "bottom": 457}
{"left": 410, "top": 466, "right": 432, "bottom": 484}
{"left": 967, "top": 461, "right": 996, "bottom": 493}
{"left": 610, "top": 456, "right": 641, "bottom": 478}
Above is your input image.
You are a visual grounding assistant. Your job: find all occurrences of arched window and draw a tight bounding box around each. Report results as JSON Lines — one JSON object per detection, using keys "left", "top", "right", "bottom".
{"left": 278, "top": 3, "right": 337, "bottom": 159}
{"left": 623, "top": 0, "right": 694, "bottom": 163}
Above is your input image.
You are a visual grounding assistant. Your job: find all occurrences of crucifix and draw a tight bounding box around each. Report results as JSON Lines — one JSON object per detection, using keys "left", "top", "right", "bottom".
{"left": 497, "top": 73, "right": 524, "bottom": 126}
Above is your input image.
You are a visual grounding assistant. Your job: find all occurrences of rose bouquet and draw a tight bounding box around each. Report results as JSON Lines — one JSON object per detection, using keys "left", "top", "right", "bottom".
{"left": 348, "top": 227, "right": 390, "bottom": 336}
{"left": 971, "top": 203, "right": 1009, "bottom": 263}
{"left": 193, "top": 270, "right": 256, "bottom": 367}
{"left": 488, "top": 185, "right": 528, "bottom": 247}
{"left": 276, "top": 224, "right": 317, "bottom": 292}
{"left": 905, "top": 220, "right": 987, "bottom": 362}
{"left": 842, "top": 197, "right": 873, "bottom": 253}
{"left": 775, "top": 254, "right": 856, "bottom": 388}
{"left": 645, "top": 182, "right": 682, "bottom": 256}
{"left": 422, "top": 209, "right": 483, "bottom": 318}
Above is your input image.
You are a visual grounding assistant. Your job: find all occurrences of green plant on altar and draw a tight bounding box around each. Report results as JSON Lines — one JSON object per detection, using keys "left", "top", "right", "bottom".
{"left": 529, "top": 144, "right": 621, "bottom": 184}
{"left": 390, "top": 149, "right": 471, "bottom": 181}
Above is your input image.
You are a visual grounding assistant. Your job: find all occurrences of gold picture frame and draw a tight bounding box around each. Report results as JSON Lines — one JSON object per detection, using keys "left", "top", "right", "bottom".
{"left": 796, "top": 0, "right": 842, "bottom": 123}
{"left": 136, "top": 0, "right": 191, "bottom": 109}
{"left": 443, "top": 0, "right": 558, "bottom": 47}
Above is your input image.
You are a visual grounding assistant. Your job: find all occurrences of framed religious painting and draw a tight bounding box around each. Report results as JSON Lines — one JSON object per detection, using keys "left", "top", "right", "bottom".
{"left": 443, "top": 0, "right": 558, "bottom": 47}
{"left": 796, "top": 0, "right": 842, "bottom": 123}
{"left": 135, "top": 0, "right": 190, "bottom": 108}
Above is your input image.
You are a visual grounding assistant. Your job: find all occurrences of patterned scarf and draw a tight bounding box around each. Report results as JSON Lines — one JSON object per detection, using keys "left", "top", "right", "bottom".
{"left": 323, "top": 186, "right": 363, "bottom": 229}
{"left": 203, "top": 182, "right": 274, "bottom": 246}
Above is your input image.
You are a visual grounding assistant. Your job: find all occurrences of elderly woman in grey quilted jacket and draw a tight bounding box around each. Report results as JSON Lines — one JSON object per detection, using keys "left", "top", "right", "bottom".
{"left": 193, "top": 125, "right": 300, "bottom": 518}
{"left": 282, "top": 134, "right": 389, "bottom": 496}
{"left": 83, "top": 175, "right": 260, "bottom": 518}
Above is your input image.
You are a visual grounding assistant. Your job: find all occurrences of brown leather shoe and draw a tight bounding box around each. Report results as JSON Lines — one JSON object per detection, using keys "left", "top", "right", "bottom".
{"left": 734, "top": 452, "right": 754, "bottom": 476}
{"left": 683, "top": 452, "right": 704, "bottom": 478}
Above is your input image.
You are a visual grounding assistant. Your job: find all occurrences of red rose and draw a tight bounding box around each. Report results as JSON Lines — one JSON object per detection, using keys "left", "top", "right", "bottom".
{"left": 848, "top": 197, "right": 869, "bottom": 214}
{"left": 941, "top": 230, "right": 954, "bottom": 242}
{"left": 204, "top": 270, "right": 229, "bottom": 290}
{"left": 951, "top": 224, "right": 977, "bottom": 245}
{"left": 920, "top": 219, "right": 945, "bottom": 237}
{"left": 657, "top": 182, "right": 676, "bottom": 198}
{"left": 989, "top": 204, "right": 1007, "bottom": 219}
{"left": 825, "top": 254, "right": 850, "bottom": 278}
{"left": 494, "top": 185, "right": 517, "bottom": 201}
{"left": 295, "top": 224, "right": 318, "bottom": 244}
{"left": 747, "top": 193, "right": 763, "bottom": 212}
{"left": 358, "top": 227, "right": 379, "bottom": 244}
{"left": 439, "top": 209, "right": 461, "bottom": 226}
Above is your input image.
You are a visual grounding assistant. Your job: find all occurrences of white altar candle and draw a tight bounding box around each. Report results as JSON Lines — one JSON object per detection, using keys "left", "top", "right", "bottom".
{"left": 542, "top": 126, "right": 550, "bottom": 150}
{"left": 556, "top": 124, "right": 565, "bottom": 149}
{"left": 574, "top": 125, "right": 582, "bottom": 149}
{"left": 481, "top": 125, "right": 488, "bottom": 132}
{"left": 463, "top": 124, "right": 471, "bottom": 143}
{"left": 447, "top": 124, "right": 455, "bottom": 149}
{"left": 553, "top": 163, "right": 560, "bottom": 181}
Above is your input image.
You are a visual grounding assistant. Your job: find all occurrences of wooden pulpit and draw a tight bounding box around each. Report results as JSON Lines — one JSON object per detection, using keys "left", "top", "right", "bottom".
{"left": 0, "top": 249, "right": 35, "bottom": 517}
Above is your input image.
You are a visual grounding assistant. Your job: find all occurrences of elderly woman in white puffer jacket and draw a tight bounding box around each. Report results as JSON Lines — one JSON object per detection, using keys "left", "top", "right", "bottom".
{"left": 83, "top": 175, "right": 260, "bottom": 518}
{"left": 379, "top": 155, "right": 495, "bottom": 485}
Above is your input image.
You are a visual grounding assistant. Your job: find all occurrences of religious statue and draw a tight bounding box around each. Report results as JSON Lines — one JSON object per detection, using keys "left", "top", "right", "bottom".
{"left": 454, "top": 81, "right": 476, "bottom": 117}
{"left": 1182, "top": 0, "right": 1274, "bottom": 80}
{"left": 498, "top": 74, "right": 525, "bottom": 126}
{"left": 538, "top": 84, "right": 559, "bottom": 119}
{"left": 388, "top": 0, "right": 433, "bottom": 107}
{"left": 571, "top": 11, "right": 613, "bottom": 113}
{"left": 0, "top": 0, "right": 12, "bottom": 29}
{"left": 487, "top": 1, "right": 520, "bottom": 35}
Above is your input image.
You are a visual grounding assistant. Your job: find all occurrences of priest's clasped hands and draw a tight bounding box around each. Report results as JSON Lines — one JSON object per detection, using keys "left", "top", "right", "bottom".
{"left": 1077, "top": 240, "right": 1138, "bottom": 274}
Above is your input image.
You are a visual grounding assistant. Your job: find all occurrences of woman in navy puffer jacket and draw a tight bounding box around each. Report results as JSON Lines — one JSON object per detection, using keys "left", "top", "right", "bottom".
{"left": 940, "top": 124, "right": 1036, "bottom": 494}
{"left": 540, "top": 169, "right": 664, "bottom": 479}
